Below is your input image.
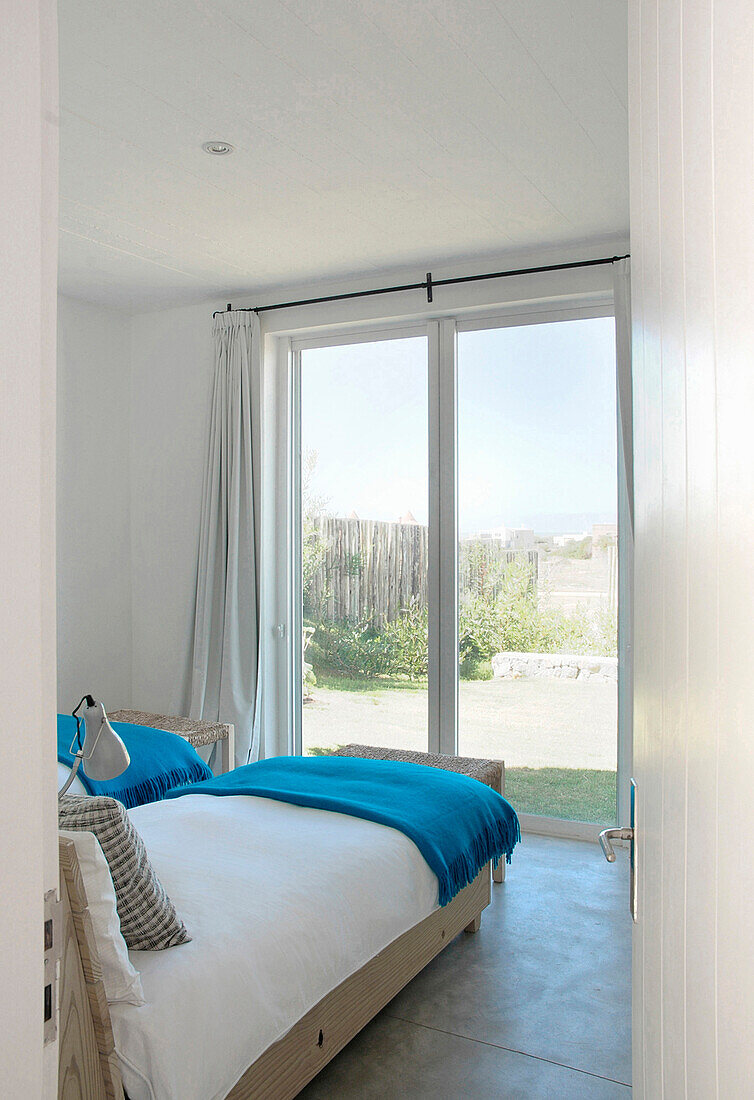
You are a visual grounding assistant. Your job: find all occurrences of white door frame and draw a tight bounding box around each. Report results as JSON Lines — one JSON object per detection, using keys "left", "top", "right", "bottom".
{"left": 0, "top": 0, "right": 60, "bottom": 1094}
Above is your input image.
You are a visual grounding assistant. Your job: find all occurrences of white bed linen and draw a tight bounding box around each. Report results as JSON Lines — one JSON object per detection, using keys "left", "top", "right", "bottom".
{"left": 112, "top": 793, "right": 439, "bottom": 1100}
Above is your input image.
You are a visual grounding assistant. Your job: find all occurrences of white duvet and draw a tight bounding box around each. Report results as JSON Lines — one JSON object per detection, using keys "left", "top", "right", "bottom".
{"left": 113, "top": 793, "right": 440, "bottom": 1100}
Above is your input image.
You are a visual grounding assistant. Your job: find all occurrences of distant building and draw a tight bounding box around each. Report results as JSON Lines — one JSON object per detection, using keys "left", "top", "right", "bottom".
{"left": 592, "top": 523, "right": 618, "bottom": 542}
{"left": 553, "top": 532, "right": 589, "bottom": 548}
{"left": 474, "top": 525, "right": 507, "bottom": 543}
{"left": 398, "top": 510, "right": 419, "bottom": 525}
{"left": 467, "top": 524, "right": 535, "bottom": 550}
{"left": 506, "top": 527, "right": 535, "bottom": 550}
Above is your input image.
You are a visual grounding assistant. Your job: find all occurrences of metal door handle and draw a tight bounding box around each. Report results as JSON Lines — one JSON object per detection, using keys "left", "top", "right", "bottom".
{"left": 599, "top": 780, "right": 638, "bottom": 921}
{"left": 599, "top": 826, "right": 633, "bottom": 863}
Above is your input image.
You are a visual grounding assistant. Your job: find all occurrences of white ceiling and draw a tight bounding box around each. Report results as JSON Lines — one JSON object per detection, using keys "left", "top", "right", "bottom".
{"left": 58, "top": 0, "right": 628, "bottom": 312}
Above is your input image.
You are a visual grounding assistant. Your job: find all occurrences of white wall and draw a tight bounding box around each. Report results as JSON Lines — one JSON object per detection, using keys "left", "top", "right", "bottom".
{"left": 629, "top": 0, "right": 754, "bottom": 1094}
{"left": 129, "top": 304, "right": 214, "bottom": 716}
{"left": 56, "top": 295, "right": 213, "bottom": 720}
{"left": 0, "top": 1, "right": 59, "bottom": 1094}
{"left": 57, "top": 295, "right": 133, "bottom": 710}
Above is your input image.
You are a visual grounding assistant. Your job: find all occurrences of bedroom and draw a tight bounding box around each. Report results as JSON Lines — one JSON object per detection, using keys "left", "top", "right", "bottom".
{"left": 2, "top": 1, "right": 753, "bottom": 1098}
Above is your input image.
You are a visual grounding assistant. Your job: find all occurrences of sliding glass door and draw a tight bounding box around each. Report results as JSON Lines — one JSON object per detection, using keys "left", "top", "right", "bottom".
{"left": 291, "top": 310, "right": 621, "bottom": 829}
{"left": 297, "top": 334, "right": 429, "bottom": 756}
{"left": 457, "top": 318, "right": 618, "bottom": 823}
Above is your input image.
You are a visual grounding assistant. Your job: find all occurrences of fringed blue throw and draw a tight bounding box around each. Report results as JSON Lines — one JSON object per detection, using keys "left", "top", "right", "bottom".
{"left": 57, "top": 714, "right": 213, "bottom": 810}
{"left": 166, "top": 755, "right": 520, "bottom": 906}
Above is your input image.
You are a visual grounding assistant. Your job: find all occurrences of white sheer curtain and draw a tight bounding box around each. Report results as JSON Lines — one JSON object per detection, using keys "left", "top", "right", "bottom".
{"left": 613, "top": 258, "right": 633, "bottom": 823}
{"left": 189, "top": 311, "right": 261, "bottom": 766}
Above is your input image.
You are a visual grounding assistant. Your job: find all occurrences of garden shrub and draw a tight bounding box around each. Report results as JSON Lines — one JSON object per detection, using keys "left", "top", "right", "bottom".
{"left": 308, "top": 560, "right": 617, "bottom": 682}
{"left": 460, "top": 561, "right": 617, "bottom": 662}
{"left": 308, "top": 602, "right": 429, "bottom": 681}
{"left": 555, "top": 536, "right": 593, "bottom": 559}
{"left": 459, "top": 656, "right": 494, "bottom": 681}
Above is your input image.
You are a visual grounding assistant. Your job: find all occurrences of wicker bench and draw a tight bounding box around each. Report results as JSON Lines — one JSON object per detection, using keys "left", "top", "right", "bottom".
{"left": 329, "top": 744, "right": 506, "bottom": 883}
{"left": 109, "top": 710, "right": 235, "bottom": 774}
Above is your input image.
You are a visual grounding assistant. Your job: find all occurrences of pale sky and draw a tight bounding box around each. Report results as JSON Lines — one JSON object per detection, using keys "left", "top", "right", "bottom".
{"left": 301, "top": 316, "right": 617, "bottom": 534}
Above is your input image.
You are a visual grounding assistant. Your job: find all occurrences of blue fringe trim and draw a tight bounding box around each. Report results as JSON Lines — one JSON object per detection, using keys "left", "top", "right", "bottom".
{"left": 77, "top": 763, "right": 213, "bottom": 810}
{"left": 438, "top": 810, "right": 522, "bottom": 907}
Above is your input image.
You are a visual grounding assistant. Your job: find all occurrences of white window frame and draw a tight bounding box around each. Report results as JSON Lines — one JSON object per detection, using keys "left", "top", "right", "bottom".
{"left": 266, "top": 289, "right": 629, "bottom": 840}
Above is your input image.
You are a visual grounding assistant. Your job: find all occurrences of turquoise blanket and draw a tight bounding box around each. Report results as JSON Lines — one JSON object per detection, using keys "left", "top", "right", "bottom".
{"left": 57, "top": 714, "right": 212, "bottom": 809}
{"left": 166, "top": 755, "right": 520, "bottom": 906}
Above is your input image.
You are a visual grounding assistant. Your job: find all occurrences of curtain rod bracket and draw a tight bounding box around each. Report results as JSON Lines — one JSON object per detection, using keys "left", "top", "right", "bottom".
{"left": 426, "top": 272, "right": 433, "bottom": 303}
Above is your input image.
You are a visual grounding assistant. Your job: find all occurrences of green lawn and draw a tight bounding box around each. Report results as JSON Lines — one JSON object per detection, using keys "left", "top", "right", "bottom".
{"left": 505, "top": 767, "right": 616, "bottom": 822}
{"left": 313, "top": 671, "right": 427, "bottom": 693}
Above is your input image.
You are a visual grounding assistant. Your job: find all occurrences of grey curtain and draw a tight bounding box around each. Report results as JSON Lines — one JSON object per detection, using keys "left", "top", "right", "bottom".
{"left": 189, "top": 311, "right": 261, "bottom": 766}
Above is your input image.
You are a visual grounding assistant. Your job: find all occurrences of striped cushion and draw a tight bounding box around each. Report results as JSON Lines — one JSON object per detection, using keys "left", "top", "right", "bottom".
{"left": 58, "top": 795, "right": 190, "bottom": 950}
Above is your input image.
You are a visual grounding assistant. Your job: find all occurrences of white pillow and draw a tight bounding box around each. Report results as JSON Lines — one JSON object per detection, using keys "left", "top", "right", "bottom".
{"left": 59, "top": 829, "right": 145, "bottom": 1005}
{"left": 57, "top": 761, "right": 88, "bottom": 795}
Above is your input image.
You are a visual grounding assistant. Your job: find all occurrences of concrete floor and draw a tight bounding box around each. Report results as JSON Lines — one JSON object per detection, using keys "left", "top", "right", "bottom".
{"left": 300, "top": 836, "right": 631, "bottom": 1099}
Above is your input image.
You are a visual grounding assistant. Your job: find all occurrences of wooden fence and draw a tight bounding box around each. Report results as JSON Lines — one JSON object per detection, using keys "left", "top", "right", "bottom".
{"left": 304, "top": 516, "right": 537, "bottom": 625}
{"left": 305, "top": 516, "right": 427, "bottom": 624}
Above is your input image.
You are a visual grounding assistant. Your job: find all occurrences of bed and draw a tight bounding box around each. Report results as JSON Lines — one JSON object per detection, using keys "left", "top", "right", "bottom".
{"left": 58, "top": 757, "right": 514, "bottom": 1100}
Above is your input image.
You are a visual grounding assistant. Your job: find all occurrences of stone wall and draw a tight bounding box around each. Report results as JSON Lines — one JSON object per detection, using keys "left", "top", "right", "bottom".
{"left": 491, "top": 651, "right": 617, "bottom": 683}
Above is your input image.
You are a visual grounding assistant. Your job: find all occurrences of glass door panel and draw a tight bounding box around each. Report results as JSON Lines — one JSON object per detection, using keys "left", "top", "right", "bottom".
{"left": 457, "top": 318, "right": 618, "bottom": 822}
{"left": 299, "top": 336, "right": 429, "bottom": 755}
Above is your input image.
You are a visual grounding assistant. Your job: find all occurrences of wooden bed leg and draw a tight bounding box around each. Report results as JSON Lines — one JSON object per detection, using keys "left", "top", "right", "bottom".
{"left": 493, "top": 763, "right": 506, "bottom": 883}
{"left": 464, "top": 913, "right": 482, "bottom": 934}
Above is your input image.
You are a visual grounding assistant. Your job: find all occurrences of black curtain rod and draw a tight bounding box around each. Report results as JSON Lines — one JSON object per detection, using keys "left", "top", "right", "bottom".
{"left": 213, "top": 253, "right": 629, "bottom": 319}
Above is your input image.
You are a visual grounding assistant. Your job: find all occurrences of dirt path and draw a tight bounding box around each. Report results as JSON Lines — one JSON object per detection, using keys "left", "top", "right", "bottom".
{"left": 302, "top": 678, "right": 617, "bottom": 769}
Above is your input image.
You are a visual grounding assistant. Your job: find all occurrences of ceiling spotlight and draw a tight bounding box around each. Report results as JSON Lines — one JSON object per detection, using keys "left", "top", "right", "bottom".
{"left": 202, "top": 140, "right": 235, "bottom": 156}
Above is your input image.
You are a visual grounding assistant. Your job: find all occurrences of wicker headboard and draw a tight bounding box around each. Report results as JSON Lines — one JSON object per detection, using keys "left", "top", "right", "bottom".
{"left": 58, "top": 836, "right": 125, "bottom": 1100}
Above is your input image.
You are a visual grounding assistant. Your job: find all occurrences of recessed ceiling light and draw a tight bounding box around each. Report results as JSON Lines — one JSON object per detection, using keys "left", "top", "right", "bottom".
{"left": 202, "top": 140, "right": 235, "bottom": 156}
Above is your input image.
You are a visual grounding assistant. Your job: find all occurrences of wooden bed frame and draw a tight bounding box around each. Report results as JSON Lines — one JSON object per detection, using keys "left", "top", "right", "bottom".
{"left": 58, "top": 837, "right": 491, "bottom": 1100}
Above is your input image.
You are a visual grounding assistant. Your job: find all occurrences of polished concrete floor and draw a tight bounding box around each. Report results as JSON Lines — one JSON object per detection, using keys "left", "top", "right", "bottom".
{"left": 300, "top": 835, "right": 631, "bottom": 1099}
